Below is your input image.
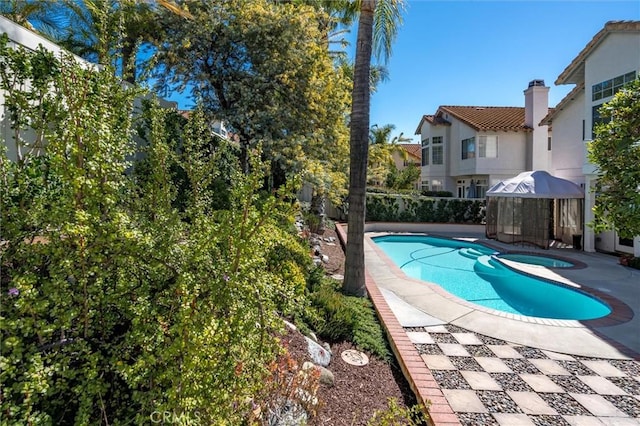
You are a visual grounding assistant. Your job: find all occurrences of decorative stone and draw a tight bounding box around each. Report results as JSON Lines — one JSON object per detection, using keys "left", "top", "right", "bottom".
{"left": 268, "top": 400, "right": 308, "bottom": 426}
{"left": 282, "top": 319, "right": 297, "bottom": 331}
{"left": 302, "top": 361, "right": 335, "bottom": 387}
{"left": 341, "top": 349, "right": 369, "bottom": 366}
{"left": 305, "top": 336, "right": 331, "bottom": 366}
{"left": 330, "top": 274, "right": 344, "bottom": 281}
{"left": 308, "top": 331, "right": 318, "bottom": 342}
{"left": 322, "top": 342, "right": 331, "bottom": 354}
{"left": 321, "top": 254, "right": 329, "bottom": 263}
{"left": 318, "top": 366, "right": 335, "bottom": 387}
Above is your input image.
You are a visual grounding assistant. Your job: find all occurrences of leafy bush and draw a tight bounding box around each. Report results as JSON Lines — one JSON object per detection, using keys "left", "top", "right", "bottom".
{"left": 0, "top": 42, "right": 312, "bottom": 425}
{"left": 302, "top": 278, "right": 390, "bottom": 360}
{"left": 366, "top": 193, "right": 485, "bottom": 224}
{"left": 367, "top": 398, "right": 428, "bottom": 426}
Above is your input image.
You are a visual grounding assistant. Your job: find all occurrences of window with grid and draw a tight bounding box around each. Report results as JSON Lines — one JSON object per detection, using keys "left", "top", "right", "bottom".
{"left": 421, "top": 138, "right": 430, "bottom": 166}
{"left": 432, "top": 136, "right": 443, "bottom": 165}
{"left": 478, "top": 136, "right": 497, "bottom": 158}
{"left": 592, "top": 71, "right": 636, "bottom": 101}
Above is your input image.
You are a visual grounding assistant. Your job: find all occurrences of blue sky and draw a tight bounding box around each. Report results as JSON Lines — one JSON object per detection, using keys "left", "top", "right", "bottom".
{"left": 165, "top": 1, "right": 639, "bottom": 143}
{"left": 365, "top": 1, "right": 640, "bottom": 143}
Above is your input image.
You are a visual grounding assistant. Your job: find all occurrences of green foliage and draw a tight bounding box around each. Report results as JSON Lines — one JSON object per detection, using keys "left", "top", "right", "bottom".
{"left": 386, "top": 163, "right": 421, "bottom": 191}
{"left": 302, "top": 278, "right": 390, "bottom": 360}
{"left": 156, "top": 0, "right": 351, "bottom": 193}
{"left": 588, "top": 78, "right": 640, "bottom": 239}
{"left": 0, "top": 42, "right": 315, "bottom": 425}
{"left": 367, "top": 397, "right": 428, "bottom": 426}
{"left": 366, "top": 194, "right": 485, "bottom": 224}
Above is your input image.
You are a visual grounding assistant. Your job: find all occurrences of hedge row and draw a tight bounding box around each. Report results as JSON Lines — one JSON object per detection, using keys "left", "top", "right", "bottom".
{"left": 366, "top": 194, "right": 485, "bottom": 224}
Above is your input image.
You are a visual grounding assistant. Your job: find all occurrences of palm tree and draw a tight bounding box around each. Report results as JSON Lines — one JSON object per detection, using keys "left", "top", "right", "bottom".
{"left": 52, "top": 0, "right": 190, "bottom": 84}
{"left": 0, "top": 0, "right": 66, "bottom": 41}
{"left": 343, "top": 0, "right": 404, "bottom": 296}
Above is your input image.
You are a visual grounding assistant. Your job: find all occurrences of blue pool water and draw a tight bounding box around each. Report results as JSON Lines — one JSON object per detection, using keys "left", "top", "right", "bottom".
{"left": 373, "top": 235, "right": 611, "bottom": 320}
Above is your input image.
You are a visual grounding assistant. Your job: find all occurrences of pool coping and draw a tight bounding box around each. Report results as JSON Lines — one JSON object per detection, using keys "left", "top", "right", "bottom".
{"left": 366, "top": 232, "right": 634, "bottom": 330}
{"left": 335, "top": 223, "right": 638, "bottom": 426}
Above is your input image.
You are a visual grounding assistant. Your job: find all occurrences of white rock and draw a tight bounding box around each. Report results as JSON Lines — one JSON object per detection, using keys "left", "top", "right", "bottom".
{"left": 305, "top": 336, "right": 331, "bottom": 367}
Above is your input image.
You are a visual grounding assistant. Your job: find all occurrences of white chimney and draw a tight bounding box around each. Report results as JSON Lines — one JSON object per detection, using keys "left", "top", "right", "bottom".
{"left": 524, "top": 80, "right": 550, "bottom": 171}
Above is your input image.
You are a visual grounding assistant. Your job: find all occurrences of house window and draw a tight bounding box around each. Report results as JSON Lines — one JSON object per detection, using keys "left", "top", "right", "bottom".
{"left": 619, "top": 236, "right": 634, "bottom": 248}
{"left": 592, "top": 104, "right": 606, "bottom": 139}
{"left": 421, "top": 180, "right": 429, "bottom": 190}
{"left": 432, "top": 136, "right": 443, "bottom": 165}
{"left": 431, "top": 179, "right": 443, "bottom": 191}
{"left": 461, "top": 137, "right": 475, "bottom": 160}
{"left": 422, "top": 147, "right": 429, "bottom": 166}
{"left": 421, "top": 138, "right": 429, "bottom": 166}
{"left": 548, "top": 136, "right": 552, "bottom": 151}
{"left": 478, "top": 136, "right": 497, "bottom": 158}
{"left": 592, "top": 71, "right": 636, "bottom": 101}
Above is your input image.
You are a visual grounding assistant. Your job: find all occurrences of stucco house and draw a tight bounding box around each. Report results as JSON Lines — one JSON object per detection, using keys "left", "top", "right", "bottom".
{"left": 414, "top": 79, "right": 552, "bottom": 199}
{"left": 392, "top": 143, "right": 421, "bottom": 189}
{"left": 541, "top": 20, "right": 639, "bottom": 256}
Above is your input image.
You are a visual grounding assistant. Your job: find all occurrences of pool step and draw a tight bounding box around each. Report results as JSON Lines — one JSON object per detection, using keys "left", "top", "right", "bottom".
{"left": 473, "top": 255, "right": 502, "bottom": 274}
{"left": 458, "top": 247, "right": 486, "bottom": 259}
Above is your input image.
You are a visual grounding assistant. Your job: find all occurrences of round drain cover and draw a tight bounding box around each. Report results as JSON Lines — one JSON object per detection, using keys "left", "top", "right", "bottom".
{"left": 341, "top": 349, "right": 369, "bottom": 366}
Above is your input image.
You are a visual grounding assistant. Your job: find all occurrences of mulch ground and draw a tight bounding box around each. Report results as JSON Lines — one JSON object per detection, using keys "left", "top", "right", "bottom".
{"left": 281, "top": 226, "right": 421, "bottom": 425}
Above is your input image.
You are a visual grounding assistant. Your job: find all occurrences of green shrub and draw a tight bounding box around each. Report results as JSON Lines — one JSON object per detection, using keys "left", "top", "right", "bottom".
{"left": 366, "top": 193, "right": 485, "bottom": 224}
{"left": 0, "top": 42, "right": 309, "bottom": 424}
{"left": 302, "top": 278, "right": 390, "bottom": 360}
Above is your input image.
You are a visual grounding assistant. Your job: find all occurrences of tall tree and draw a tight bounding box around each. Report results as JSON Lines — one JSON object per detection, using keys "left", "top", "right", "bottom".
{"left": 343, "top": 0, "right": 404, "bottom": 296}
{"left": 588, "top": 78, "right": 640, "bottom": 241}
{"left": 154, "top": 0, "right": 350, "bottom": 189}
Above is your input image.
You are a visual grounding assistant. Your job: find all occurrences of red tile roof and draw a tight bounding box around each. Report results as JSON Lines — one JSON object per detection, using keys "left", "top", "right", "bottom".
{"left": 439, "top": 106, "right": 530, "bottom": 132}
{"left": 414, "top": 114, "right": 451, "bottom": 134}
{"left": 398, "top": 143, "right": 421, "bottom": 160}
{"left": 556, "top": 21, "right": 640, "bottom": 85}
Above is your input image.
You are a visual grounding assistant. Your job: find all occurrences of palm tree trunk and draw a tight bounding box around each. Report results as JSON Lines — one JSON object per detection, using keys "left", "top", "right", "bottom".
{"left": 343, "top": 0, "right": 375, "bottom": 296}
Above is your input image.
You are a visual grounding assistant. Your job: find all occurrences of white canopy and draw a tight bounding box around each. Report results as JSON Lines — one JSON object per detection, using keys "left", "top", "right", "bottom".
{"left": 486, "top": 170, "right": 584, "bottom": 199}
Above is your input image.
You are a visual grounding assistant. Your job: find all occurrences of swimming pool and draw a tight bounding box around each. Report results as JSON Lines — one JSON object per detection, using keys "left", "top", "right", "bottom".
{"left": 372, "top": 235, "right": 611, "bottom": 320}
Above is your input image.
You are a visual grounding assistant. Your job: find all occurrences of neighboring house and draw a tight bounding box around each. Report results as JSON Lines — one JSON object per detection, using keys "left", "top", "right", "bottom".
{"left": 541, "top": 20, "right": 640, "bottom": 256}
{"left": 392, "top": 143, "right": 421, "bottom": 189}
{"left": 1, "top": 16, "right": 177, "bottom": 163}
{"left": 179, "top": 110, "right": 230, "bottom": 141}
{"left": 414, "top": 80, "right": 552, "bottom": 198}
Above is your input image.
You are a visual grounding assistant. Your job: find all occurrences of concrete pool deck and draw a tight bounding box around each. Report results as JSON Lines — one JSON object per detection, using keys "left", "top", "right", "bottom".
{"left": 363, "top": 227, "right": 640, "bottom": 359}
{"left": 334, "top": 223, "right": 640, "bottom": 425}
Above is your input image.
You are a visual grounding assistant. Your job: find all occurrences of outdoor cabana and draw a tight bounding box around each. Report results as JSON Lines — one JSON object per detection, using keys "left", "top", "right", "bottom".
{"left": 485, "top": 171, "right": 584, "bottom": 249}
